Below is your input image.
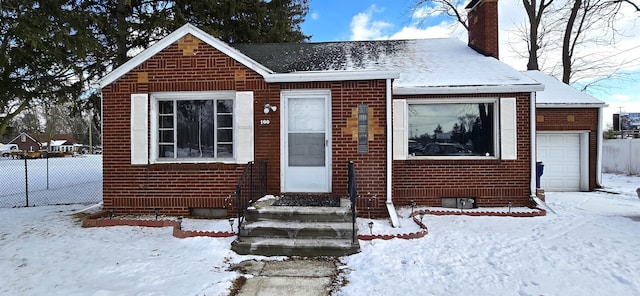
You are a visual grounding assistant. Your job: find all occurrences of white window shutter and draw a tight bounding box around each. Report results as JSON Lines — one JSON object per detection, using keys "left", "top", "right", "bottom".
{"left": 235, "top": 91, "right": 254, "bottom": 163}
{"left": 131, "top": 93, "right": 149, "bottom": 165}
{"left": 393, "top": 99, "right": 407, "bottom": 160}
{"left": 500, "top": 97, "right": 517, "bottom": 160}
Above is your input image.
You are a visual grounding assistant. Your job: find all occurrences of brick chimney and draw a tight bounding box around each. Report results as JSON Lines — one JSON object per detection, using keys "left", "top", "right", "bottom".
{"left": 466, "top": 0, "right": 499, "bottom": 59}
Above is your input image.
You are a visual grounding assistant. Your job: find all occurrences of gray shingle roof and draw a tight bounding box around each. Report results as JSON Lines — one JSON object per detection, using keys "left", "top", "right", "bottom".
{"left": 232, "top": 38, "right": 542, "bottom": 93}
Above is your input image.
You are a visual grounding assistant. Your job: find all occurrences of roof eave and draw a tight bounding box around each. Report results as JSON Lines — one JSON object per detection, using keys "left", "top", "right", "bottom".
{"left": 264, "top": 70, "right": 400, "bottom": 83}
{"left": 393, "top": 83, "right": 544, "bottom": 95}
{"left": 93, "top": 23, "right": 273, "bottom": 89}
{"left": 536, "top": 103, "right": 608, "bottom": 108}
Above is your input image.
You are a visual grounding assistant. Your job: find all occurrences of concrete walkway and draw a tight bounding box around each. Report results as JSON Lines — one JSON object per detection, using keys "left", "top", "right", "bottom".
{"left": 231, "top": 258, "right": 339, "bottom": 296}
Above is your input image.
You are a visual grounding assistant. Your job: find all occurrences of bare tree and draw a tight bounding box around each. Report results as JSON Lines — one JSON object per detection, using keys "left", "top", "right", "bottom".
{"left": 523, "top": 0, "right": 556, "bottom": 70}
{"left": 558, "top": 0, "right": 639, "bottom": 83}
{"left": 411, "top": 0, "right": 640, "bottom": 86}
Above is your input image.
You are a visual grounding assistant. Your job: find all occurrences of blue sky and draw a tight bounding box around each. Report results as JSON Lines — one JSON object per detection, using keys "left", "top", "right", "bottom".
{"left": 300, "top": 0, "right": 640, "bottom": 128}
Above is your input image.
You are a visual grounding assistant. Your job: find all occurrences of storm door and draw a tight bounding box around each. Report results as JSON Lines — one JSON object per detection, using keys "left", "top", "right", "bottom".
{"left": 282, "top": 90, "right": 331, "bottom": 192}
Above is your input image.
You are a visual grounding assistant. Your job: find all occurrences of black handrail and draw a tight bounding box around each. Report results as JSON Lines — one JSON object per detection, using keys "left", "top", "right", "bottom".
{"left": 235, "top": 160, "right": 267, "bottom": 238}
{"left": 347, "top": 161, "right": 357, "bottom": 243}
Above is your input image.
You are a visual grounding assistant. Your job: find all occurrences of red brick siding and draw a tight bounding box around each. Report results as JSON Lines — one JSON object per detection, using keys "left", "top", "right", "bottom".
{"left": 467, "top": 0, "right": 499, "bottom": 59}
{"left": 536, "top": 108, "right": 600, "bottom": 191}
{"left": 102, "top": 39, "right": 388, "bottom": 216}
{"left": 392, "top": 94, "right": 534, "bottom": 208}
{"left": 102, "top": 36, "right": 536, "bottom": 218}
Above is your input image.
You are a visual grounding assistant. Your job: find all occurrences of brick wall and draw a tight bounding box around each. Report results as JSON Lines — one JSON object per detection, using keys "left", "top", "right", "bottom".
{"left": 392, "top": 93, "right": 534, "bottom": 208}
{"left": 467, "top": 0, "right": 499, "bottom": 59}
{"left": 102, "top": 34, "right": 536, "bottom": 218}
{"left": 102, "top": 37, "right": 388, "bottom": 216}
{"left": 536, "top": 108, "right": 600, "bottom": 190}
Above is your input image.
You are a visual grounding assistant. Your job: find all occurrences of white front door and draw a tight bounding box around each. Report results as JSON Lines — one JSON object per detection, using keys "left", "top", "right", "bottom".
{"left": 282, "top": 90, "right": 331, "bottom": 192}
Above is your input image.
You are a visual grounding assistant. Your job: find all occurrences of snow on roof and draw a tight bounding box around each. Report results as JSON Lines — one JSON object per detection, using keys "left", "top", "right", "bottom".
{"left": 523, "top": 70, "right": 606, "bottom": 107}
{"left": 96, "top": 24, "right": 542, "bottom": 94}
{"left": 234, "top": 38, "right": 543, "bottom": 94}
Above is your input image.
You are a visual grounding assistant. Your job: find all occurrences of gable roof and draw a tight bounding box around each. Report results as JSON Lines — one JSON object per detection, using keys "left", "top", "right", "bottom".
{"left": 9, "top": 132, "right": 39, "bottom": 145}
{"left": 94, "top": 24, "right": 399, "bottom": 88}
{"left": 523, "top": 70, "right": 606, "bottom": 108}
{"left": 32, "top": 134, "right": 80, "bottom": 145}
{"left": 95, "top": 23, "right": 542, "bottom": 94}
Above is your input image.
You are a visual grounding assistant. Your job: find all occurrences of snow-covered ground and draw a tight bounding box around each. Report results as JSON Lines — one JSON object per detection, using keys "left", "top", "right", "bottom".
{"left": 0, "top": 174, "right": 639, "bottom": 295}
{"left": 0, "top": 155, "right": 102, "bottom": 207}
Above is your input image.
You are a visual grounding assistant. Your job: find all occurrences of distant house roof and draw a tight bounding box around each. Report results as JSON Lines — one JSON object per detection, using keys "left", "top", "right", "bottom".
{"left": 9, "top": 132, "right": 39, "bottom": 144}
{"left": 523, "top": 70, "right": 606, "bottom": 108}
{"left": 95, "top": 24, "right": 542, "bottom": 95}
{"left": 32, "top": 134, "right": 80, "bottom": 145}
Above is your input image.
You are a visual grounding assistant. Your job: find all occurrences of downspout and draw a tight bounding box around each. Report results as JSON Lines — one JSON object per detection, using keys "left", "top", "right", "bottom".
{"left": 596, "top": 106, "right": 604, "bottom": 187}
{"left": 530, "top": 92, "right": 538, "bottom": 200}
{"left": 386, "top": 78, "right": 400, "bottom": 227}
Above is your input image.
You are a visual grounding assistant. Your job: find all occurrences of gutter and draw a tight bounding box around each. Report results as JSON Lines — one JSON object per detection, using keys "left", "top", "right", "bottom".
{"left": 264, "top": 70, "right": 400, "bottom": 83}
{"left": 393, "top": 84, "right": 544, "bottom": 95}
{"left": 386, "top": 78, "right": 400, "bottom": 227}
{"left": 530, "top": 91, "right": 538, "bottom": 200}
{"left": 596, "top": 106, "right": 604, "bottom": 187}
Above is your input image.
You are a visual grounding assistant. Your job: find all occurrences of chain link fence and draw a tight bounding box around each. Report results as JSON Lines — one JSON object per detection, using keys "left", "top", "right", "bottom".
{"left": 0, "top": 154, "right": 102, "bottom": 208}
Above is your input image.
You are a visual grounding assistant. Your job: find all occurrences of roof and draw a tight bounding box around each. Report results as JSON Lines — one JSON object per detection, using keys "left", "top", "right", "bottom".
{"left": 232, "top": 39, "right": 542, "bottom": 94}
{"left": 96, "top": 23, "right": 543, "bottom": 94}
{"left": 94, "top": 24, "right": 398, "bottom": 88}
{"left": 9, "top": 132, "right": 38, "bottom": 144}
{"left": 31, "top": 134, "right": 80, "bottom": 144}
{"left": 523, "top": 70, "right": 606, "bottom": 108}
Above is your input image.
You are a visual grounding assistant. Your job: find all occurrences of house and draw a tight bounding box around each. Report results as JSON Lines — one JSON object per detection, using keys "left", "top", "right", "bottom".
{"left": 524, "top": 70, "right": 606, "bottom": 191}
{"left": 95, "top": 0, "right": 549, "bottom": 220}
{"left": 33, "top": 134, "right": 82, "bottom": 154}
{"left": 8, "top": 133, "right": 83, "bottom": 154}
{"left": 8, "top": 132, "right": 41, "bottom": 152}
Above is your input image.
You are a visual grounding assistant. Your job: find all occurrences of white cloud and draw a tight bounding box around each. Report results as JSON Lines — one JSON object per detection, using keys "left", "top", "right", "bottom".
{"left": 412, "top": 6, "right": 442, "bottom": 19}
{"left": 611, "top": 94, "right": 632, "bottom": 101}
{"left": 390, "top": 21, "right": 462, "bottom": 40}
{"left": 310, "top": 12, "right": 319, "bottom": 21}
{"left": 350, "top": 5, "right": 393, "bottom": 40}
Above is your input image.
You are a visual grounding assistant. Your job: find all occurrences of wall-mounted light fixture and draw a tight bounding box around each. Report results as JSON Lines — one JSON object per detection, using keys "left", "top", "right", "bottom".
{"left": 263, "top": 104, "right": 277, "bottom": 114}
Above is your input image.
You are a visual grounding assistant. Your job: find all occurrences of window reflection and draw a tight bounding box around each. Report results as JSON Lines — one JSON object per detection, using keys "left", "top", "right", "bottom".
{"left": 157, "top": 98, "right": 234, "bottom": 159}
{"left": 408, "top": 103, "right": 495, "bottom": 156}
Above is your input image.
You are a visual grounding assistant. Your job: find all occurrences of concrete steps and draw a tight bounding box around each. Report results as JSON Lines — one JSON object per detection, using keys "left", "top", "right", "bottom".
{"left": 231, "top": 197, "right": 360, "bottom": 257}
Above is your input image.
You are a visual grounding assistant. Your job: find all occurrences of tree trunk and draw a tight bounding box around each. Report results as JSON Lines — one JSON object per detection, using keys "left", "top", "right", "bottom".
{"left": 563, "top": 0, "right": 582, "bottom": 84}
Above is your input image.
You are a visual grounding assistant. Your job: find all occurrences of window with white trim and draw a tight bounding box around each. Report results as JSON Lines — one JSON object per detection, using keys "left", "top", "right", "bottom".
{"left": 140, "top": 91, "right": 254, "bottom": 164}
{"left": 394, "top": 98, "right": 517, "bottom": 160}
{"left": 157, "top": 98, "right": 233, "bottom": 159}
{"left": 408, "top": 100, "right": 497, "bottom": 157}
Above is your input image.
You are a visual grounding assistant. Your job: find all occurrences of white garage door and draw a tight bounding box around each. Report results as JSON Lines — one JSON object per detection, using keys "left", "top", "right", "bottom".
{"left": 537, "top": 133, "right": 581, "bottom": 191}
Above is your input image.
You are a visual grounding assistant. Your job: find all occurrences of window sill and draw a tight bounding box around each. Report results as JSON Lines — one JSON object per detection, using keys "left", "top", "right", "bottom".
{"left": 406, "top": 155, "right": 499, "bottom": 161}
{"left": 151, "top": 158, "right": 237, "bottom": 164}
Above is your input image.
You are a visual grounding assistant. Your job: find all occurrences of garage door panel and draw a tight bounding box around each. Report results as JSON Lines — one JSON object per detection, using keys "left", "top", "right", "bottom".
{"left": 537, "top": 133, "right": 581, "bottom": 191}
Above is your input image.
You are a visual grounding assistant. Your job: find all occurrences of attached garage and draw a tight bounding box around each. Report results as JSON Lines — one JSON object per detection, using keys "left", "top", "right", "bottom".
{"left": 537, "top": 132, "right": 589, "bottom": 191}
{"left": 525, "top": 70, "right": 606, "bottom": 192}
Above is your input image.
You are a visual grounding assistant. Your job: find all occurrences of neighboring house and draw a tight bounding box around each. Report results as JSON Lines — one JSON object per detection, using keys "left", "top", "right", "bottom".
{"left": 7, "top": 133, "right": 83, "bottom": 155}
{"left": 8, "top": 132, "right": 41, "bottom": 152}
{"left": 34, "top": 134, "right": 82, "bottom": 154}
{"left": 524, "top": 70, "right": 606, "bottom": 192}
{"left": 95, "top": 0, "right": 549, "bottom": 219}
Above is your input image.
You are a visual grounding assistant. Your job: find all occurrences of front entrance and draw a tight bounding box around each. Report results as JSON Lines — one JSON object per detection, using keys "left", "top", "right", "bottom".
{"left": 281, "top": 90, "right": 331, "bottom": 192}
